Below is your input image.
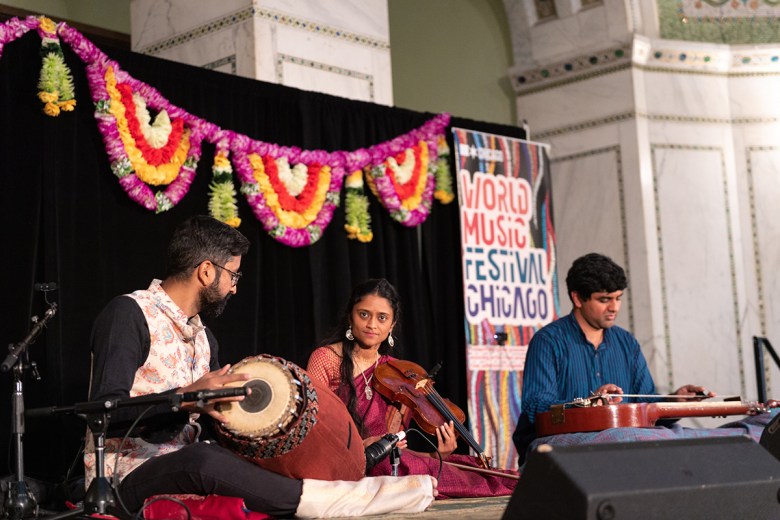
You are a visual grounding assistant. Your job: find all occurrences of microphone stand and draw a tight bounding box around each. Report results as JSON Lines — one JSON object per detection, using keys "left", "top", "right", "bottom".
{"left": 29, "top": 388, "right": 247, "bottom": 519}
{"left": 2, "top": 302, "right": 57, "bottom": 520}
{"left": 389, "top": 447, "right": 401, "bottom": 477}
{"left": 29, "top": 396, "right": 170, "bottom": 520}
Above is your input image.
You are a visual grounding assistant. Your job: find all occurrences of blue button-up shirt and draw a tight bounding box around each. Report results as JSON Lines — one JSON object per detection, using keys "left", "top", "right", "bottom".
{"left": 521, "top": 312, "right": 656, "bottom": 423}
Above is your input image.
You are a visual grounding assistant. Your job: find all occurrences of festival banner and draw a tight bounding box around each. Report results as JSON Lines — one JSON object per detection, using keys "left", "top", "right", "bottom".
{"left": 453, "top": 128, "right": 559, "bottom": 469}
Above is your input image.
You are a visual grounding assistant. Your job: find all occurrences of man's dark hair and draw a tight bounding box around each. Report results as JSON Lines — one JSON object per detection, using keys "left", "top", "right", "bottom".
{"left": 165, "top": 215, "right": 250, "bottom": 280}
{"left": 565, "top": 253, "right": 627, "bottom": 303}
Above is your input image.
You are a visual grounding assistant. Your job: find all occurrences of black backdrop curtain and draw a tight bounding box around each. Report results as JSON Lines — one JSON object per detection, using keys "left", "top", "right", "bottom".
{"left": 0, "top": 31, "right": 525, "bottom": 482}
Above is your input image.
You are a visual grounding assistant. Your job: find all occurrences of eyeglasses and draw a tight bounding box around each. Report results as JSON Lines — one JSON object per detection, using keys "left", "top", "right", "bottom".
{"left": 196, "top": 261, "right": 242, "bottom": 287}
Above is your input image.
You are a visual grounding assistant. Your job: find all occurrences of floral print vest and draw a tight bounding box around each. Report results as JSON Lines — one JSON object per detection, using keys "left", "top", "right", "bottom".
{"left": 84, "top": 279, "right": 212, "bottom": 487}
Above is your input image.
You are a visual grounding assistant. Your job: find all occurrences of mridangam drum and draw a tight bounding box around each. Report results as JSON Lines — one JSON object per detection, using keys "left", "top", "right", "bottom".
{"left": 213, "top": 355, "right": 365, "bottom": 481}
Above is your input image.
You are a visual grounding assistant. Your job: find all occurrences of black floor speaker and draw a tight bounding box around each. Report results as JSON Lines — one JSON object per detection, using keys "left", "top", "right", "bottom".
{"left": 761, "top": 412, "right": 780, "bottom": 462}
{"left": 503, "top": 436, "right": 780, "bottom": 520}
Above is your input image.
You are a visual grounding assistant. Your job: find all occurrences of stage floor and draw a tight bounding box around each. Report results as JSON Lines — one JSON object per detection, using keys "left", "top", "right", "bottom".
{"left": 338, "top": 496, "right": 510, "bottom": 519}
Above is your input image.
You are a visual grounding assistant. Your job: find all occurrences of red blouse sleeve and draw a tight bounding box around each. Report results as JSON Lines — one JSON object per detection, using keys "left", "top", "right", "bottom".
{"left": 306, "top": 346, "right": 343, "bottom": 393}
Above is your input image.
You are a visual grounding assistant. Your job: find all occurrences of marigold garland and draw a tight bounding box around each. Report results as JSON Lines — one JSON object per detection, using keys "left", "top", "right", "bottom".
{"left": 209, "top": 144, "right": 241, "bottom": 228}
{"left": 36, "top": 17, "right": 75, "bottom": 116}
{"left": 434, "top": 136, "right": 454, "bottom": 204}
{"left": 344, "top": 170, "right": 372, "bottom": 242}
{"left": 232, "top": 148, "right": 343, "bottom": 246}
{"left": 365, "top": 140, "right": 435, "bottom": 227}
{"left": 4, "top": 16, "right": 454, "bottom": 246}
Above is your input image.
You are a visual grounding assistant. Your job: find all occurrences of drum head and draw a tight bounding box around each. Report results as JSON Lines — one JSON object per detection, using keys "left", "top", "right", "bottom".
{"left": 218, "top": 356, "right": 299, "bottom": 438}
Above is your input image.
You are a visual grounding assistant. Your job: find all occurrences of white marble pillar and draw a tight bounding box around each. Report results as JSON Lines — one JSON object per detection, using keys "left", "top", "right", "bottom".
{"left": 130, "top": 0, "right": 393, "bottom": 105}
{"left": 505, "top": 0, "right": 780, "bottom": 419}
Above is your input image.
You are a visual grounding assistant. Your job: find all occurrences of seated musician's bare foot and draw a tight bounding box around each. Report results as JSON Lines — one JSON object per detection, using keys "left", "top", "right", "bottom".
{"left": 431, "top": 477, "right": 439, "bottom": 497}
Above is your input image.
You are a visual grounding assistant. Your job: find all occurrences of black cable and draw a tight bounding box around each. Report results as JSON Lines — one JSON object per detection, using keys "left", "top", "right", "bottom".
{"left": 60, "top": 438, "right": 86, "bottom": 504}
{"left": 111, "top": 405, "right": 155, "bottom": 517}
{"left": 404, "top": 427, "right": 443, "bottom": 482}
{"left": 65, "top": 439, "right": 84, "bottom": 483}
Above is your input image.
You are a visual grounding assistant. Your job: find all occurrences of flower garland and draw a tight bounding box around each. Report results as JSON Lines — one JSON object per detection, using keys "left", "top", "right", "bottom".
{"left": 434, "top": 136, "right": 454, "bottom": 204}
{"left": 344, "top": 170, "right": 372, "bottom": 242}
{"left": 231, "top": 139, "right": 345, "bottom": 247}
{"left": 57, "top": 21, "right": 211, "bottom": 213}
{"left": 92, "top": 65, "right": 200, "bottom": 211}
{"left": 2, "top": 17, "right": 455, "bottom": 245}
{"left": 342, "top": 113, "right": 451, "bottom": 240}
{"left": 36, "top": 17, "right": 75, "bottom": 116}
{"left": 0, "top": 16, "right": 40, "bottom": 59}
{"left": 364, "top": 140, "right": 434, "bottom": 227}
{"left": 209, "top": 137, "right": 241, "bottom": 228}
{"left": 106, "top": 69, "right": 191, "bottom": 186}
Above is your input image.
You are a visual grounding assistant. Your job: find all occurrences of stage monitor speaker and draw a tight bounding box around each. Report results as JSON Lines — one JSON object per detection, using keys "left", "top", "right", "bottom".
{"left": 760, "top": 412, "right": 780, "bottom": 462}
{"left": 503, "top": 436, "right": 780, "bottom": 520}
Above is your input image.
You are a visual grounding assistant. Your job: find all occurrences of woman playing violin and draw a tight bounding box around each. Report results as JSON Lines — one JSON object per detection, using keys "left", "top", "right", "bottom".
{"left": 307, "top": 278, "right": 518, "bottom": 498}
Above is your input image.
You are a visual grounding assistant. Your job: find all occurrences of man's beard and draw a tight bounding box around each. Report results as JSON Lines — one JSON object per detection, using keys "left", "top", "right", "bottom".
{"left": 199, "top": 280, "right": 232, "bottom": 318}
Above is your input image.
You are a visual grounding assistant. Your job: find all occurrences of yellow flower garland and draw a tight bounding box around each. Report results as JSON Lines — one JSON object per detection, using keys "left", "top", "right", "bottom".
{"left": 248, "top": 153, "right": 332, "bottom": 229}
{"left": 400, "top": 141, "right": 429, "bottom": 211}
{"left": 105, "top": 67, "right": 190, "bottom": 186}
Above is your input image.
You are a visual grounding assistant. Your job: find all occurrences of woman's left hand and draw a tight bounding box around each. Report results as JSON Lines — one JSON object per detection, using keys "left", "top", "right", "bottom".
{"left": 434, "top": 421, "right": 457, "bottom": 460}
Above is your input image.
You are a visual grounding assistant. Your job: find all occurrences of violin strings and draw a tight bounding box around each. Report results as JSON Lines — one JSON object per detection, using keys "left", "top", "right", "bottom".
{"left": 415, "top": 376, "right": 490, "bottom": 466}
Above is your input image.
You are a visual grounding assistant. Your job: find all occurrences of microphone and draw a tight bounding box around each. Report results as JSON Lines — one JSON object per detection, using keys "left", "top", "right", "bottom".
{"left": 33, "top": 282, "right": 58, "bottom": 292}
{"left": 1, "top": 303, "right": 58, "bottom": 372}
{"left": 179, "top": 387, "right": 248, "bottom": 403}
{"left": 365, "top": 430, "right": 406, "bottom": 472}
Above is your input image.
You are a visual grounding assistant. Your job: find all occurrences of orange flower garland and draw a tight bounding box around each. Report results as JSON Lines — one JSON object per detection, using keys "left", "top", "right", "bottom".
{"left": 2, "top": 17, "right": 452, "bottom": 245}
{"left": 365, "top": 140, "right": 435, "bottom": 226}
{"left": 248, "top": 154, "right": 333, "bottom": 230}
{"left": 104, "top": 67, "right": 190, "bottom": 186}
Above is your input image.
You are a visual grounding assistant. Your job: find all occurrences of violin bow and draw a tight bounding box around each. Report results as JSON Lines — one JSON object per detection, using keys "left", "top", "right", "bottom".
{"left": 441, "top": 460, "right": 520, "bottom": 481}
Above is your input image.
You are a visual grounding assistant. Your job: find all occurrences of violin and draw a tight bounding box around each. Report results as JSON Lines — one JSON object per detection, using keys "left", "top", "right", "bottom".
{"left": 535, "top": 398, "right": 779, "bottom": 437}
{"left": 372, "top": 358, "right": 492, "bottom": 469}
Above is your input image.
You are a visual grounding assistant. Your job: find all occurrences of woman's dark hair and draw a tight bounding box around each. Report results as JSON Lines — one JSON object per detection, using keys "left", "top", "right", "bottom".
{"left": 319, "top": 278, "right": 401, "bottom": 434}
{"left": 565, "top": 253, "right": 627, "bottom": 303}
{"left": 165, "top": 215, "right": 250, "bottom": 280}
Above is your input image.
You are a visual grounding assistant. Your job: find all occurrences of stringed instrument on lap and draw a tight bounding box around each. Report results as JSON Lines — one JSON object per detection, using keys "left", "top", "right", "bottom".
{"left": 535, "top": 396, "right": 779, "bottom": 437}
{"left": 372, "top": 358, "right": 492, "bottom": 469}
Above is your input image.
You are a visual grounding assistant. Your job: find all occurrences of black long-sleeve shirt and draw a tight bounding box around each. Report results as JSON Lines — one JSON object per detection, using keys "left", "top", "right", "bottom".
{"left": 89, "top": 295, "right": 219, "bottom": 439}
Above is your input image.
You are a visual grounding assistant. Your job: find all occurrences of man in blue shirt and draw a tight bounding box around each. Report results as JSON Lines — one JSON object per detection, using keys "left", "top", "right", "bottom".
{"left": 512, "top": 253, "right": 713, "bottom": 463}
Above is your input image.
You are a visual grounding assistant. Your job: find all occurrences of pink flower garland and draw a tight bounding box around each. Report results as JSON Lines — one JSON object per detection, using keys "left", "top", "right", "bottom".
{"left": 357, "top": 113, "right": 449, "bottom": 226}
{"left": 231, "top": 137, "right": 348, "bottom": 247}
{"left": 0, "top": 16, "right": 39, "bottom": 59}
{"left": 60, "top": 23, "right": 212, "bottom": 213}
{"left": 1, "top": 17, "right": 452, "bottom": 246}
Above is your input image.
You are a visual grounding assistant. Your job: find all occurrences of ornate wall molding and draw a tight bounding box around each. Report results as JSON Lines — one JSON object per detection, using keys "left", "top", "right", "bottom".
{"left": 512, "top": 43, "right": 633, "bottom": 95}
{"left": 203, "top": 55, "right": 237, "bottom": 74}
{"left": 534, "top": 112, "right": 779, "bottom": 139}
{"left": 514, "top": 37, "right": 780, "bottom": 97}
{"left": 275, "top": 53, "right": 375, "bottom": 101}
{"left": 137, "top": 6, "right": 389, "bottom": 56}
{"left": 550, "top": 145, "right": 633, "bottom": 334}
{"left": 650, "top": 143, "right": 744, "bottom": 394}
{"left": 745, "top": 145, "right": 780, "bottom": 395}
{"left": 136, "top": 7, "right": 255, "bottom": 55}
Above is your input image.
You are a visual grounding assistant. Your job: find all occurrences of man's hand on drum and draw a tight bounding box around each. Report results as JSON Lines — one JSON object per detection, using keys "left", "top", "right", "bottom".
{"left": 177, "top": 364, "right": 251, "bottom": 423}
{"left": 593, "top": 384, "right": 623, "bottom": 405}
